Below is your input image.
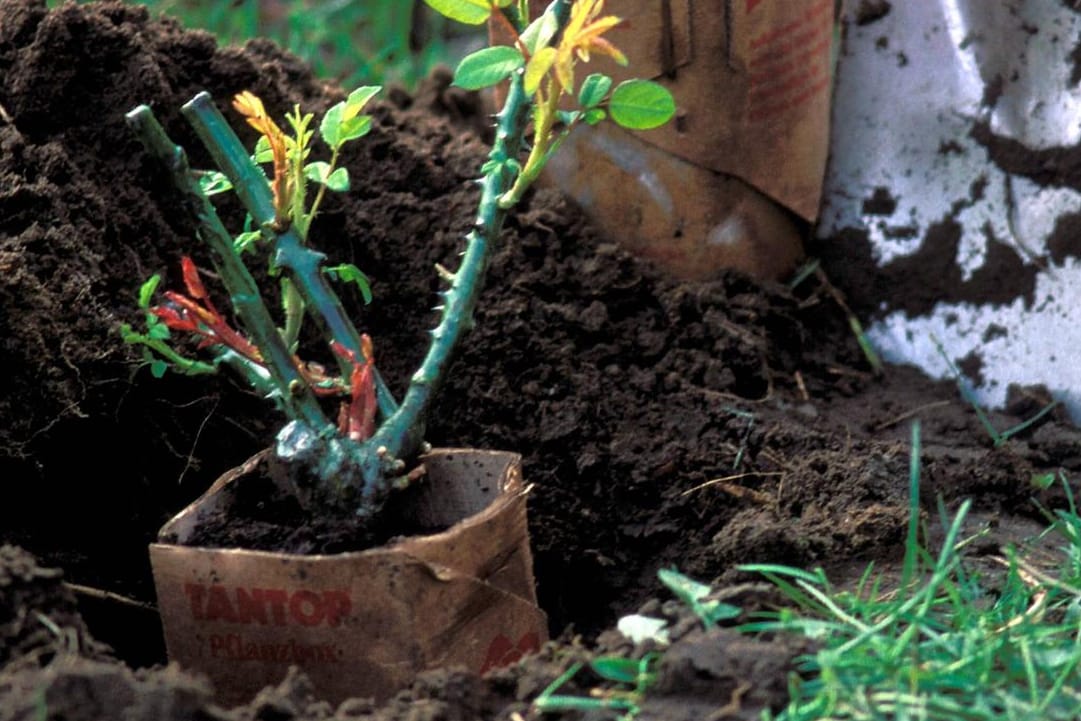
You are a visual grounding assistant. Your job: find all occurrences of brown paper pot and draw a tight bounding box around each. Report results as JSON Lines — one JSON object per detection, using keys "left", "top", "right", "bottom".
{"left": 149, "top": 448, "right": 547, "bottom": 706}
{"left": 491, "top": 0, "right": 836, "bottom": 281}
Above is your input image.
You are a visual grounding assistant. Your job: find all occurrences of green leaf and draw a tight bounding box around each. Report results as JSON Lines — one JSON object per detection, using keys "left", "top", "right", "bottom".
{"left": 284, "top": 108, "right": 315, "bottom": 150}
{"left": 659, "top": 567, "right": 712, "bottom": 605}
{"left": 453, "top": 46, "right": 524, "bottom": 90}
{"left": 524, "top": 46, "right": 557, "bottom": 94}
{"left": 253, "top": 135, "right": 273, "bottom": 163}
{"left": 147, "top": 322, "right": 171, "bottom": 341}
{"left": 338, "top": 115, "right": 372, "bottom": 144}
{"left": 324, "top": 263, "right": 373, "bottom": 304}
{"left": 423, "top": 0, "right": 495, "bottom": 25}
{"left": 322, "top": 103, "right": 374, "bottom": 150}
{"left": 556, "top": 110, "right": 581, "bottom": 126}
{"left": 305, "top": 162, "right": 350, "bottom": 192}
{"left": 1031, "top": 472, "right": 1057, "bottom": 490}
{"left": 304, "top": 161, "right": 331, "bottom": 184}
{"left": 234, "top": 230, "right": 262, "bottom": 254}
{"left": 198, "top": 170, "right": 232, "bottom": 196}
{"left": 344, "top": 86, "right": 381, "bottom": 118}
{"left": 578, "top": 74, "right": 612, "bottom": 109}
{"left": 658, "top": 568, "right": 741, "bottom": 628}
{"left": 584, "top": 108, "right": 607, "bottom": 126}
{"left": 321, "top": 103, "right": 343, "bottom": 149}
{"left": 326, "top": 167, "right": 349, "bottom": 191}
{"left": 737, "top": 564, "right": 824, "bottom": 585}
{"left": 609, "top": 80, "right": 676, "bottom": 130}
{"left": 138, "top": 274, "right": 161, "bottom": 309}
{"left": 590, "top": 657, "right": 639, "bottom": 685}
{"left": 150, "top": 360, "right": 168, "bottom": 378}
{"left": 520, "top": 8, "right": 559, "bottom": 54}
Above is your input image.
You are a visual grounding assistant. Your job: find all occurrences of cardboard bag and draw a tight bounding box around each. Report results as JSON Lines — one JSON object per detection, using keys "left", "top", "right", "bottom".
{"left": 150, "top": 449, "right": 547, "bottom": 706}
{"left": 493, "top": 0, "right": 836, "bottom": 280}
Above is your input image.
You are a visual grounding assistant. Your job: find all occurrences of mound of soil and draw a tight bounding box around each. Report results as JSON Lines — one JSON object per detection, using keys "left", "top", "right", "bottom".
{"left": 2, "top": 2, "right": 1080, "bottom": 719}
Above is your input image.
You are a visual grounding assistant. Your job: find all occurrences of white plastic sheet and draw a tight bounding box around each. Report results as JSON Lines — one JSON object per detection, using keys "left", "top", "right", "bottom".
{"left": 820, "top": 0, "right": 1081, "bottom": 420}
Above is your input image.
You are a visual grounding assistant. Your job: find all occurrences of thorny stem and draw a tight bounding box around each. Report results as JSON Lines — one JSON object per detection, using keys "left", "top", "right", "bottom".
{"left": 282, "top": 0, "right": 576, "bottom": 512}
{"left": 498, "top": 0, "right": 575, "bottom": 207}
{"left": 132, "top": 1, "right": 575, "bottom": 516}
{"left": 350, "top": 1, "right": 576, "bottom": 497}
{"left": 181, "top": 93, "right": 399, "bottom": 421}
{"left": 126, "top": 106, "right": 331, "bottom": 431}
{"left": 352, "top": 65, "right": 538, "bottom": 489}
{"left": 499, "top": 73, "right": 564, "bottom": 208}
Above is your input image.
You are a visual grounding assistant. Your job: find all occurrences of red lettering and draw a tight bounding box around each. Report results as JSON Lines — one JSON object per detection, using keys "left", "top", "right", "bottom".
{"left": 750, "top": 0, "right": 831, "bottom": 52}
{"left": 749, "top": 59, "right": 826, "bottom": 105}
{"left": 183, "top": 583, "right": 206, "bottom": 620}
{"left": 181, "top": 585, "right": 352, "bottom": 627}
{"left": 748, "top": 74, "right": 830, "bottom": 122}
{"left": 208, "top": 633, "right": 242, "bottom": 658}
{"left": 747, "top": 0, "right": 764, "bottom": 13}
{"left": 321, "top": 590, "right": 351, "bottom": 627}
{"left": 289, "top": 589, "right": 325, "bottom": 626}
{"left": 264, "top": 589, "right": 288, "bottom": 625}
{"left": 235, "top": 587, "right": 268, "bottom": 624}
{"left": 204, "top": 585, "right": 238, "bottom": 623}
{"left": 749, "top": 31, "right": 832, "bottom": 86}
{"left": 203, "top": 634, "right": 341, "bottom": 664}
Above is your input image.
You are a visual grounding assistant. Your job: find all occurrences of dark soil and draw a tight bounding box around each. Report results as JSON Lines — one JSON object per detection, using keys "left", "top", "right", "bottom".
{"left": 3, "top": 2, "right": 1081, "bottom": 720}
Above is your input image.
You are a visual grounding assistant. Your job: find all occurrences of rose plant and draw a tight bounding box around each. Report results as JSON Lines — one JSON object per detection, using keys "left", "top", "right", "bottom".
{"left": 124, "top": 0, "right": 675, "bottom": 520}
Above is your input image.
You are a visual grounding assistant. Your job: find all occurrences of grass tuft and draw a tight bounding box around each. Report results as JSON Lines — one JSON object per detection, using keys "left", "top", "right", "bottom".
{"left": 739, "top": 421, "right": 1081, "bottom": 721}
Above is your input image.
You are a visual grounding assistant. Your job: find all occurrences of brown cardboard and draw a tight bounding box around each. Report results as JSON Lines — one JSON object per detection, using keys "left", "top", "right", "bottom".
{"left": 544, "top": 126, "right": 806, "bottom": 280}
{"left": 491, "top": 0, "right": 836, "bottom": 280}
{"left": 150, "top": 449, "right": 546, "bottom": 706}
{"left": 591, "top": 0, "right": 837, "bottom": 221}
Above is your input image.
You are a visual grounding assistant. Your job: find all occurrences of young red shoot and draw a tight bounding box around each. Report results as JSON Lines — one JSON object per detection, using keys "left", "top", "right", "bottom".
{"left": 151, "top": 257, "right": 264, "bottom": 364}
{"left": 331, "top": 336, "right": 377, "bottom": 442}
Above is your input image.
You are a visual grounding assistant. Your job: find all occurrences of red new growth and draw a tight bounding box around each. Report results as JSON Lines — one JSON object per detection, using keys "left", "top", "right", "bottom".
{"left": 330, "top": 336, "right": 377, "bottom": 442}
{"left": 151, "top": 257, "right": 263, "bottom": 364}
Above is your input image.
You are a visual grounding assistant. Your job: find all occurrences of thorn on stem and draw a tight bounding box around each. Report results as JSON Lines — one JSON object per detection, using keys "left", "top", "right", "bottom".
{"left": 434, "top": 263, "right": 456, "bottom": 283}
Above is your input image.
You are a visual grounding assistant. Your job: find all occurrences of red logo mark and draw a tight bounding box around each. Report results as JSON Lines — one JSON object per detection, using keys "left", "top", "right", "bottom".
{"left": 479, "top": 631, "right": 541, "bottom": 674}
{"left": 183, "top": 583, "right": 351, "bottom": 627}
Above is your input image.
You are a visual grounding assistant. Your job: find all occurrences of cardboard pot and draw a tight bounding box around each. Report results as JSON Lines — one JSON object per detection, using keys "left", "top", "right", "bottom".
{"left": 149, "top": 448, "right": 547, "bottom": 706}
{"left": 491, "top": 0, "right": 837, "bottom": 281}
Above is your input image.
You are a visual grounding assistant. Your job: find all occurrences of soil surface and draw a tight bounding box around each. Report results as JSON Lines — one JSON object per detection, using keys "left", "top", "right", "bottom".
{"left": 3, "top": 2, "right": 1081, "bottom": 720}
